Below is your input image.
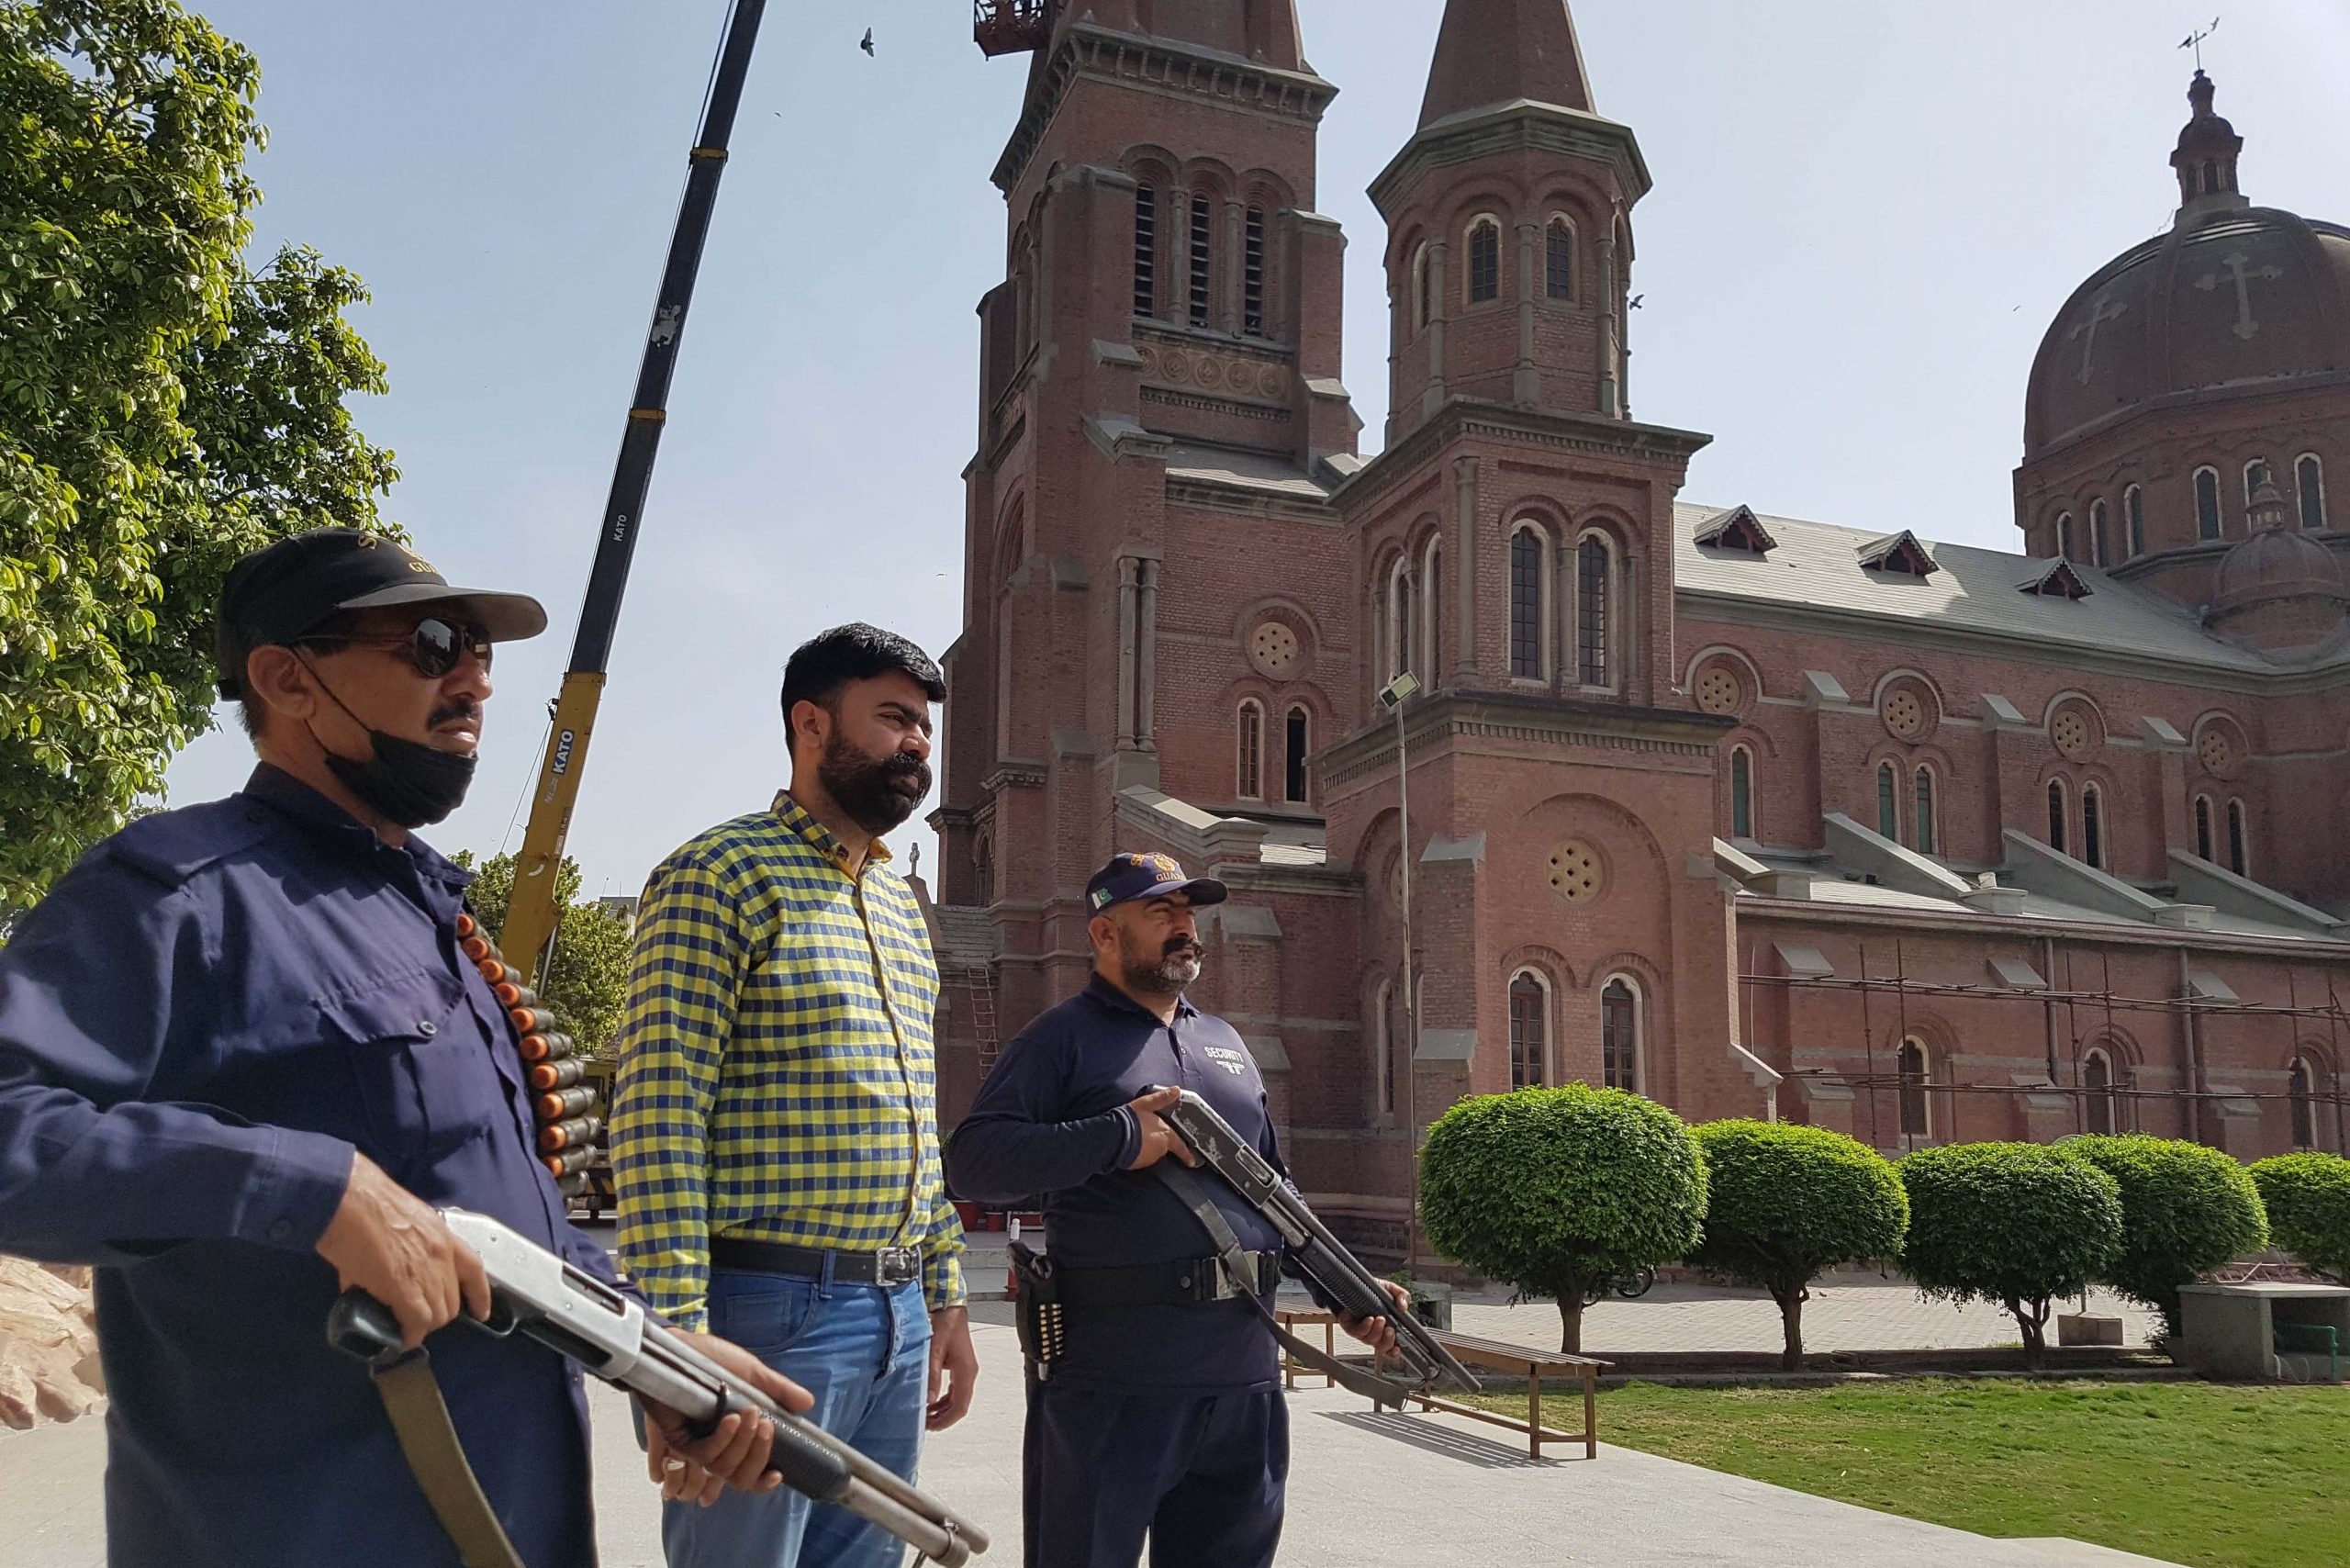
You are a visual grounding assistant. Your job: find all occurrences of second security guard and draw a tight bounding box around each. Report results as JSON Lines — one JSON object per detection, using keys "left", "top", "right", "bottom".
{"left": 946, "top": 853, "right": 1404, "bottom": 1568}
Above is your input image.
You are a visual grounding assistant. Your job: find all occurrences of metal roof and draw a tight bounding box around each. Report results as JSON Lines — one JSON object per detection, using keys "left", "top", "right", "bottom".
{"left": 1674, "top": 502, "right": 2315, "bottom": 675}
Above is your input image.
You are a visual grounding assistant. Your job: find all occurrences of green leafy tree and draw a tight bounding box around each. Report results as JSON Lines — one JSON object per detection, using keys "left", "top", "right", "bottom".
{"left": 2249, "top": 1152, "right": 2350, "bottom": 1284}
{"left": 1419, "top": 1084, "right": 1707, "bottom": 1353}
{"left": 2, "top": 1, "right": 397, "bottom": 909}
{"left": 455, "top": 852, "right": 633, "bottom": 1060}
{"left": 2065, "top": 1135, "right": 2267, "bottom": 1338}
{"left": 1689, "top": 1120, "right": 1908, "bottom": 1369}
{"left": 1900, "top": 1142, "right": 2122, "bottom": 1368}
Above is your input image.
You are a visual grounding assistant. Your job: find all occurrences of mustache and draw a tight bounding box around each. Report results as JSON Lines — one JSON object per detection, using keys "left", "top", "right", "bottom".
{"left": 1162, "top": 936, "right": 1201, "bottom": 957}
{"left": 430, "top": 700, "right": 481, "bottom": 728}
{"left": 882, "top": 753, "right": 931, "bottom": 789}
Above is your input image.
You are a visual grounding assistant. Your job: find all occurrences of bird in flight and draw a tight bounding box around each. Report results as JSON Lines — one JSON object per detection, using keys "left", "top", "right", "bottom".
{"left": 860, "top": 28, "right": 876, "bottom": 56}
{"left": 1628, "top": 293, "right": 1645, "bottom": 309}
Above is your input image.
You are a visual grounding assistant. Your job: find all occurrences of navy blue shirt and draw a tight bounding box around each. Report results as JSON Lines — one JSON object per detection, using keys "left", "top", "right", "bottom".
{"left": 946, "top": 975, "right": 1292, "bottom": 1393}
{"left": 0, "top": 767, "right": 614, "bottom": 1568}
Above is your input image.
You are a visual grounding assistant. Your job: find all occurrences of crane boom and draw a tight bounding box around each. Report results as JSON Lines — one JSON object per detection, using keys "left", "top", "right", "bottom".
{"left": 502, "top": 0, "right": 769, "bottom": 985}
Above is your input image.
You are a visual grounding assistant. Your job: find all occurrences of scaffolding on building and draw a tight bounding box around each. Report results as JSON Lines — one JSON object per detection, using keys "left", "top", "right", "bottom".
{"left": 1739, "top": 935, "right": 2350, "bottom": 1155}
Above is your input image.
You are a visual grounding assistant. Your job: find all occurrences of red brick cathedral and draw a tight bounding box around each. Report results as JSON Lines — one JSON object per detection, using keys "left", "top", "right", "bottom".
{"left": 923, "top": 0, "right": 2350, "bottom": 1248}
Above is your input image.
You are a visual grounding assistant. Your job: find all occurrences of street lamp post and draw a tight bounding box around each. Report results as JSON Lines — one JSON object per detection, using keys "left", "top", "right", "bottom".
{"left": 1378, "top": 672, "right": 1421, "bottom": 1271}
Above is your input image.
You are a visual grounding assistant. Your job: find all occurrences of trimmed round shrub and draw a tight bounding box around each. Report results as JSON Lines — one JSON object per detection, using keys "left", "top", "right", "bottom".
{"left": 2065, "top": 1135, "right": 2266, "bottom": 1337}
{"left": 2249, "top": 1151, "right": 2350, "bottom": 1283}
{"left": 1689, "top": 1120, "right": 1908, "bottom": 1368}
{"left": 1899, "top": 1141, "right": 2122, "bottom": 1365}
{"left": 1419, "top": 1084, "right": 1707, "bottom": 1353}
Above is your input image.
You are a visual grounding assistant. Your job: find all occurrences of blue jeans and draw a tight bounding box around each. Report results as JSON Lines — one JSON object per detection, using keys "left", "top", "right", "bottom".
{"left": 663, "top": 1268, "right": 932, "bottom": 1568}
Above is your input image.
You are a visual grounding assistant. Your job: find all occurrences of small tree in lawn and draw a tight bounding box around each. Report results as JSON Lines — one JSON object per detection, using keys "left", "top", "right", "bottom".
{"left": 1689, "top": 1120, "right": 1908, "bottom": 1369}
{"left": 2249, "top": 1152, "right": 2350, "bottom": 1284}
{"left": 1419, "top": 1084, "right": 1707, "bottom": 1354}
{"left": 2066, "top": 1135, "right": 2266, "bottom": 1338}
{"left": 1900, "top": 1142, "right": 2121, "bottom": 1368}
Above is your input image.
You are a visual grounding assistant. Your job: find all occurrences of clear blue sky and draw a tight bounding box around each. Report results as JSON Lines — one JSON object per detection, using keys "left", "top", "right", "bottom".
{"left": 162, "top": 0, "right": 2349, "bottom": 902}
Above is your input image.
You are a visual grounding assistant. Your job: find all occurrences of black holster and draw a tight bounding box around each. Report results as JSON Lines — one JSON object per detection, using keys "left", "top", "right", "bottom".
{"left": 1009, "top": 1239, "right": 1065, "bottom": 1382}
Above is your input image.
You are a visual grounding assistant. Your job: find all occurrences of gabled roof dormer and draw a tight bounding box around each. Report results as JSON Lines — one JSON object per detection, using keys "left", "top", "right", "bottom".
{"left": 2020, "top": 559, "right": 2094, "bottom": 599}
{"left": 1694, "top": 504, "right": 1777, "bottom": 555}
{"left": 1857, "top": 530, "right": 1938, "bottom": 577}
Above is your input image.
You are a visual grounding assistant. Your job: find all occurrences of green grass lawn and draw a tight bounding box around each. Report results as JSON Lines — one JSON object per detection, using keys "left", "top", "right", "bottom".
{"left": 1472, "top": 1379, "right": 2347, "bottom": 1568}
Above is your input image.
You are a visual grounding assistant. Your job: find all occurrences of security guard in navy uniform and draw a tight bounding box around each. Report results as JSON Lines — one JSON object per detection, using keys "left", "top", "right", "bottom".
{"left": 946, "top": 852, "right": 1406, "bottom": 1568}
{"left": 0, "top": 529, "right": 800, "bottom": 1568}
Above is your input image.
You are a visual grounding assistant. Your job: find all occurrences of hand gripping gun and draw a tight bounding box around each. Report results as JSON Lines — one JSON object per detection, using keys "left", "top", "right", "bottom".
{"left": 329, "top": 1209, "right": 988, "bottom": 1565}
{"left": 1149, "top": 1089, "right": 1480, "bottom": 1403}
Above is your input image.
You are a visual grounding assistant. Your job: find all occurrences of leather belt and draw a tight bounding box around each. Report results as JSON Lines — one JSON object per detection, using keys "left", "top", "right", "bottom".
{"left": 1053, "top": 1251, "right": 1281, "bottom": 1307}
{"left": 711, "top": 1237, "right": 923, "bottom": 1285}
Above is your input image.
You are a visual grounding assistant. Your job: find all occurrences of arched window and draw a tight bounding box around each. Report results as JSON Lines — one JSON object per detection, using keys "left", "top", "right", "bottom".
{"left": 2089, "top": 499, "right": 2110, "bottom": 566}
{"left": 1466, "top": 217, "right": 1501, "bottom": 303}
{"left": 2056, "top": 512, "right": 2076, "bottom": 561}
{"left": 2194, "top": 466, "right": 2222, "bottom": 541}
{"left": 1509, "top": 526, "right": 1547, "bottom": 678}
{"left": 2288, "top": 1055, "right": 2319, "bottom": 1149}
{"left": 2125, "top": 484, "right": 2146, "bottom": 557}
{"left": 2300, "top": 454, "right": 2328, "bottom": 531}
{"left": 1412, "top": 242, "right": 1432, "bottom": 333}
{"left": 1131, "top": 185, "right": 1158, "bottom": 317}
{"left": 1601, "top": 978, "right": 1639, "bottom": 1092}
{"left": 1242, "top": 206, "right": 1267, "bottom": 337}
{"left": 2082, "top": 782, "right": 2105, "bottom": 869}
{"left": 1421, "top": 535, "right": 1443, "bottom": 688}
{"left": 1913, "top": 767, "right": 1938, "bottom": 855}
{"left": 1283, "top": 706, "right": 1310, "bottom": 804}
{"left": 974, "top": 833, "right": 995, "bottom": 907}
{"left": 2227, "top": 799, "right": 2248, "bottom": 876}
{"left": 1372, "top": 979, "right": 1395, "bottom": 1115}
{"left": 1729, "top": 746, "right": 1754, "bottom": 839}
{"left": 1187, "top": 189, "right": 1213, "bottom": 327}
{"left": 1508, "top": 971, "right": 1548, "bottom": 1091}
{"left": 2083, "top": 1047, "right": 2117, "bottom": 1137}
{"left": 1387, "top": 556, "right": 1416, "bottom": 681}
{"left": 2047, "top": 778, "right": 2068, "bottom": 855}
{"left": 2194, "top": 796, "right": 2215, "bottom": 861}
{"left": 1544, "top": 216, "right": 1575, "bottom": 300}
{"left": 1897, "top": 1038, "right": 1930, "bottom": 1142}
{"left": 1236, "top": 700, "right": 1264, "bottom": 800}
{"left": 1575, "top": 534, "right": 1612, "bottom": 688}
{"left": 1877, "top": 763, "right": 1899, "bottom": 841}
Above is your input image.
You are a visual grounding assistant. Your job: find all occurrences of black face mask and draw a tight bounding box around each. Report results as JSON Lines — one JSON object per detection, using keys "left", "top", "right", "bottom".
{"left": 324, "top": 730, "right": 477, "bottom": 829}
{"left": 302, "top": 663, "right": 478, "bottom": 828}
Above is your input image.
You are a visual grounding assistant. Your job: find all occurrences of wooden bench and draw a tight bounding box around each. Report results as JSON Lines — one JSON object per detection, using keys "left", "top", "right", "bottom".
{"left": 1275, "top": 1309, "right": 1607, "bottom": 1459}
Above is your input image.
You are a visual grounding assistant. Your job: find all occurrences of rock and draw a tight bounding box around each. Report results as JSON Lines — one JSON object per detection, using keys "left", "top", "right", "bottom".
{"left": 0, "top": 1253, "right": 105, "bottom": 1429}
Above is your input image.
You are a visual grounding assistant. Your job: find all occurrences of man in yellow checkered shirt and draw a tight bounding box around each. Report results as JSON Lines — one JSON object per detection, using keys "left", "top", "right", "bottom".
{"left": 611, "top": 623, "right": 974, "bottom": 1568}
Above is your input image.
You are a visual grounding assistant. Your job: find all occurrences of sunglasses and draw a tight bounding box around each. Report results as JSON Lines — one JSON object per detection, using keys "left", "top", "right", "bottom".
{"left": 295, "top": 617, "right": 494, "bottom": 678}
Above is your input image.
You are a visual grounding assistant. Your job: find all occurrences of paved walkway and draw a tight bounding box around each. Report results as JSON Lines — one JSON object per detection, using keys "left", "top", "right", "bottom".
{"left": 957, "top": 1234, "right": 2162, "bottom": 1354}
{"left": 0, "top": 1317, "right": 2177, "bottom": 1567}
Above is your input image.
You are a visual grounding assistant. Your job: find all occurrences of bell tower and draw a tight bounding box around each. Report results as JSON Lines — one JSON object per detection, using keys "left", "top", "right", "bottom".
{"left": 1374, "top": 0, "right": 1643, "bottom": 440}
{"left": 933, "top": 0, "right": 1358, "bottom": 1097}
{"left": 1321, "top": 0, "right": 1748, "bottom": 1193}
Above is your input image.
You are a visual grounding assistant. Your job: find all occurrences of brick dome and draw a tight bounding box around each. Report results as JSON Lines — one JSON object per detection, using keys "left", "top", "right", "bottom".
{"left": 2212, "top": 517, "right": 2344, "bottom": 612}
{"left": 2022, "top": 74, "right": 2350, "bottom": 455}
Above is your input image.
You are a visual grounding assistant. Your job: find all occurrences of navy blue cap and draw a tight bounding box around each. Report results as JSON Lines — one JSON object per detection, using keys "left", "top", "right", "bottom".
{"left": 214, "top": 528, "right": 547, "bottom": 699}
{"left": 1085, "top": 851, "right": 1228, "bottom": 914}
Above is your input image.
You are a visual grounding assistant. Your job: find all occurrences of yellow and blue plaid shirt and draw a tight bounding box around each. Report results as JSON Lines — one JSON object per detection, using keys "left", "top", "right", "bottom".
{"left": 610, "top": 792, "right": 966, "bottom": 1330}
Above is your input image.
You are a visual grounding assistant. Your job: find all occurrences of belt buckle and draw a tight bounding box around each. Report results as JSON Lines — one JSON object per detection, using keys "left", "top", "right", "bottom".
{"left": 878, "top": 1247, "right": 919, "bottom": 1284}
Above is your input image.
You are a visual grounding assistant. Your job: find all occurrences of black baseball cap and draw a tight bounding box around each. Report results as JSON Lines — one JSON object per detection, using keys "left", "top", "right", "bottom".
{"left": 1085, "top": 851, "right": 1228, "bottom": 914}
{"left": 214, "top": 528, "right": 548, "bottom": 699}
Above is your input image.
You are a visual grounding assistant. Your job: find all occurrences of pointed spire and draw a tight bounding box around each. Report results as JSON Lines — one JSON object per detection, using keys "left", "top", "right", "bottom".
{"left": 1418, "top": 0, "right": 1594, "bottom": 128}
{"left": 2170, "top": 70, "right": 2247, "bottom": 220}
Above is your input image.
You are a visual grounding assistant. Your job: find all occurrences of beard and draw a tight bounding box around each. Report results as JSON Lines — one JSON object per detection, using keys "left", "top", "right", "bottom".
{"left": 820, "top": 735, "right": 932, "bottom": 836}
{"left": 1119, "top": 927, "right": 1203, "bottom": 995}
